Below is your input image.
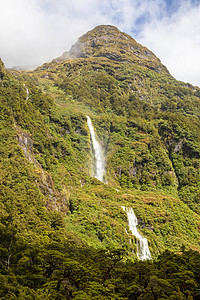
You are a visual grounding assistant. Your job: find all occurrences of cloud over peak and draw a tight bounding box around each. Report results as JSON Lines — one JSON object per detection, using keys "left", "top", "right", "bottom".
{"left": 0, "top": 0, "right": 199, "bottom": 86}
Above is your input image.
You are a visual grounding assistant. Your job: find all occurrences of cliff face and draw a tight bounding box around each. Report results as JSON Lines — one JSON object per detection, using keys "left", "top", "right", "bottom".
{"left": 1, "top": 24, "right": 200, "bottom": 299}
{"left": 2, "top": 25, "right": 200, "bottom": 258}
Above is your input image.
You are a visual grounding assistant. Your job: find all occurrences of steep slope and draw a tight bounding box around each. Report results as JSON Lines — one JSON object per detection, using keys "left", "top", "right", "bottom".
{"left": 56, "top": 25, "right": 168, "bottom": 73}
{"left": 1, "top": 25, "right": 200, "bottom": 298}
{"left": 21, "top": 25, "right": 200, "bottom": 214}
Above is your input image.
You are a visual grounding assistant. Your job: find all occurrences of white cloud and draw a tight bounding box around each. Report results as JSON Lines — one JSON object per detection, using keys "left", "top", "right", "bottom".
{"left": 138, "top": 1, "right": 200, "bottom": 86}
{"left": 0, "top": 0, "right": 48, "bottom": 66}
{"left": 0, "top": 0, "right": 199, "bottom": 86}
{"left": 0, "top": 0, "right": 111, "bottom": 67}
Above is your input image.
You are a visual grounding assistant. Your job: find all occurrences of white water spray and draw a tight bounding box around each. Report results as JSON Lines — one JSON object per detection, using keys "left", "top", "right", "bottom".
{"left": 24, "top": 84, "right": 29, "bottom": 101}
{"left": 26, "top": 88, "right": 29, "bottom": 101}
{"left": 87, "top": 116, "right": 105, "bottom": 182}
{"left": 122, "top": 206, "right": 151, "bottom": 260}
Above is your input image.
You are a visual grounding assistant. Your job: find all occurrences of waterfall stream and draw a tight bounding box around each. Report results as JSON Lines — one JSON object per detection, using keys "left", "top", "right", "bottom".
{"left": 24, "top": 84, "right": 29, "bottom": 101}
{"left": 122, "top": 206, "right": 151, "bottom": 260}
{"left": 86, "top": 116, "right": 150, "bottom": 259}
{"left": 26, "top": 88, "right": 29, "bottom": 101}
{"left": 87, "top": 116, "right": 105, "bottom": 182}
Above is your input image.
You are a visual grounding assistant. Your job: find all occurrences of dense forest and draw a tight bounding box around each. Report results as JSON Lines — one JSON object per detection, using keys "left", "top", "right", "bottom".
{"left": 0, "top": 25, "right": 200, "bottom": 299}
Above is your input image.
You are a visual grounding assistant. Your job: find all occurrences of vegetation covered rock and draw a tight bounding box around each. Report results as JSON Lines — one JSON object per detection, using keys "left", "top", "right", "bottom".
{"left": 0, "top": 25, "right": 200, "bottom": 298}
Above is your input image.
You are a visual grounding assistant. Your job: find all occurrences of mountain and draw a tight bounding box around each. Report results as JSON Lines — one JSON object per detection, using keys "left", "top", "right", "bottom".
{"left": 55, "top": 25, "right": 168, "bottom": 73}
{"left": 1, "top": 25, "right": 200, "bottom": 299}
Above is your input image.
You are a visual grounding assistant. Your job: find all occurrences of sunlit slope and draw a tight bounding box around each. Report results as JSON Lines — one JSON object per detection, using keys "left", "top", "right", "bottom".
{"left": 7, "top": 25, "right": 200, "bottom": 256}
{"left": 21, "top": 28, "right": 200, "bottom": 215}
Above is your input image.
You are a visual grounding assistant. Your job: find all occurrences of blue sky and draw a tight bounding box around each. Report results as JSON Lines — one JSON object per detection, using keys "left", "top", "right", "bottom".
{"left": 0, "top": 0, "right": 200, "bottom": 86}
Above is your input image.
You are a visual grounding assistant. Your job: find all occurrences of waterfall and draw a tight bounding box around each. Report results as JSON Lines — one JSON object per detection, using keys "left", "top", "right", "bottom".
{"left": 87, "top": 116, "right": 105, "bottom": 182}
{"left": 24, "top": 84, "right": 29, "bottom": 101}
{"left": 122, "top": 206, "right": 151, "bottom": 260}
{"left": 26, "top": 88, "right": 29, "bottom": 101}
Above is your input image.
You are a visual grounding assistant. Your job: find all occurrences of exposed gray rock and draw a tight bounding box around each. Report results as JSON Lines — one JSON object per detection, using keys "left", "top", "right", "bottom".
{"left": 174, "top": 140, "right": 183, "bottom": 153}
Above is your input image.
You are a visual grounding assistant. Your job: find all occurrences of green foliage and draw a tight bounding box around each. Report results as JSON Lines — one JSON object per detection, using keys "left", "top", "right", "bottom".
{"left": 1, "top": 25, "right": 200, "bottom": 299}
{"left": 0, "top": 234, "right": 200, "bottom": 300}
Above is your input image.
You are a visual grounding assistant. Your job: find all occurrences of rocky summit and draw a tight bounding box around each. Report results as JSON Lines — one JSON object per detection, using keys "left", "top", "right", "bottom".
{"left": 56, "top": 25, "right": 168, "bottom": 74}
{"left": 1, "top": 25, "right": 200, "bottom": 299}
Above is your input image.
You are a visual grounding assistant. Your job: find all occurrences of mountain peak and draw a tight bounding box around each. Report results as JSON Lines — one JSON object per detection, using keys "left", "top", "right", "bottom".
{"left": 58, "top": 25, "right": 168, "bottom": 74}
{"left": 87, "top": 24, "right": 121, "bottom": 34}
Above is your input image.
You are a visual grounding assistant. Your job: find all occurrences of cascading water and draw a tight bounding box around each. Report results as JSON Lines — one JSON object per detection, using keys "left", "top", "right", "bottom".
{"left": 86, "top": 116, "right": 150, "bottom": 258}
{"left": 24, "top": 84, "right": 29, "bottom": 101}
{"left": 122, "top": 206, "right": 151, "bottom": 260}
{"left": 26, "top": 88, "right": 29, "bottom": 101}
{"left": 87, "top": 116, "right": 105, "bottom": 182}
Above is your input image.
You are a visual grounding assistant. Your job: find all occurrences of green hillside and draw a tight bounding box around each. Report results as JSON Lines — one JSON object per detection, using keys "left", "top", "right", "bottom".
{"left": 0, "top": 25, "right": 200, "bottom": 299}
